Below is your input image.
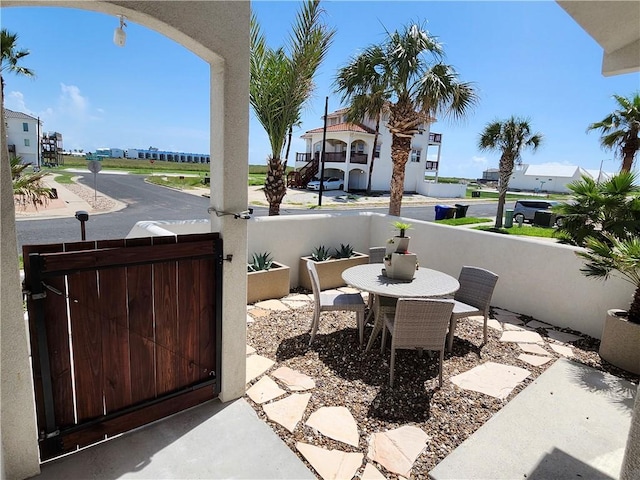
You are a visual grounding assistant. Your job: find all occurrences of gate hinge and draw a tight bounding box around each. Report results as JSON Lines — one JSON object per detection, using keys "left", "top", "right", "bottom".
{"left": 39, "top": 429, "right": 60, "bottom": 440}
{"left": 30, "top": 292, "right": 47, "bottom": 300}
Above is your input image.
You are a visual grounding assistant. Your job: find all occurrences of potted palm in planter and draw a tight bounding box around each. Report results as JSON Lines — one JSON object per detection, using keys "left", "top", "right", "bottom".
{"left": 299, "top": 244, "right": 368, "bottom": 290}
{"left": 247, "top": 252, "right": 290, "bottom": 304}
{"left": 579, "top": 234, "right": 640, "bottom": 374}
{"left": 384, "top": 222, "right": 418, "bottom": 280}
{"left": 386, "top": 221, "right": 413, "bottom": 254}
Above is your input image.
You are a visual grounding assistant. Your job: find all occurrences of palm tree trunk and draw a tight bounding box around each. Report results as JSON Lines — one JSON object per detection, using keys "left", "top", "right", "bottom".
{"left": 621, "top": 136, "right": 638, "bottom": 172}
{"left": 495, "top": 154, "right": 514, "bottom": 228}
{"left": 367, "top": 115, "right": 381, "bottom": 195}
{"left": 264, "top": 156, "right": 286, "bottom": 216}
{"left": 389, "top": 135, "right": 411, "bottom": 216}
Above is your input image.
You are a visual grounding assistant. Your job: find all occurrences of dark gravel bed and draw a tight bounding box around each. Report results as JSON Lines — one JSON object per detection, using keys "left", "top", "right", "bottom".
{"left": 245, "top": 302, "right": 639, "bottom": 479}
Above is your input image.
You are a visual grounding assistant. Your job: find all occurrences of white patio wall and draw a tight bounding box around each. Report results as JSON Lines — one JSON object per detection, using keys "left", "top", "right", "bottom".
{"left": 129, "top": 212, "right": 633, "bottom": 340}
{"left": 417, "top": 181, "right": 467, "bottom": 198}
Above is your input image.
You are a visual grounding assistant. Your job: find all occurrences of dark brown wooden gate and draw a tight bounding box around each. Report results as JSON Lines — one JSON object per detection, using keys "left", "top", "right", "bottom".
{"left": 22, "top": 233, "right": 222, "bottom": 461}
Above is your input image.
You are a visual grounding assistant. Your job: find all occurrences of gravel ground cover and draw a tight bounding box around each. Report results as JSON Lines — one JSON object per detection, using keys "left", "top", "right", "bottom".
{"left": 246, "top": 300, "right": 639, "bottom": 479}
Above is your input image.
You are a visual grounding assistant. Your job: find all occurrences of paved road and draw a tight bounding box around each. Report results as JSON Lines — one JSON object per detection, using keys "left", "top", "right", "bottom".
{"left": 16, "top": 173, "right": 504, "bottom": 252}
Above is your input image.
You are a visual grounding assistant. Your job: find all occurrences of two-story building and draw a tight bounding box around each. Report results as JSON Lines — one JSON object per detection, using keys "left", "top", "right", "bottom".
{"left": 4, "top": 108, "right": 41, "bottom": 166}
{"left": 289, "top": 107, "right": 456, "bottom": 195}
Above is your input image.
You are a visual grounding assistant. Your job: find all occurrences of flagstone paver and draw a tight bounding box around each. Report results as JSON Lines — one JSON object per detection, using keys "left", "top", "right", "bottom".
{"left": 518, "top": 343, "right": 550, "bottom": 356}
{"left": 550, "top": 343, "right": 574, "bottom": 357}
{"left": 246, "top": 354, "right": 275, "bottom": 384}
{"left": 502, "top": 323, "right": 530, "bottom": 331}
{"left": 306, "top": 406, "right": 359, "bottom": 447}
{"left": 472, "top": 317, "right": 503, "bottom": 331}
{"left": 526, "top": 320, "right": 552, "bottom": 329}
{"left": 450, "top": 362, "right": 531, "bottom": 400}
{"left": 246, "top": 344, "right": 256, "bottom": 355}
{"left": 254, "top": 299, "right": 290, "bottom": 311}
{"left": 246, "top": 376, "right": 286, "bottom": 404}
{"left": 518, "top": 353, "right": 554, "bottom": 367}
{"left": 281, "top": 300, "right": 310, "bottom": 309}
{"left": 362, "top": 463, "right": 387, "bottom": 480}
{"left": 296, "top": 442, "right": 363, "bottom": 480}
{"left": 495, "top": 314, "right": 524, "bottom": 325}
{"left": 285, "top": 293, "right": 313, "bottom": 302}
{"left": 338, "top": 287, "right": 362, "bottom": 294}
{"left": 263, "top": 393, "right": 312, "bottom": 433}
{"left": 247, "top": 307, "right": 270, "bottom": 318}
{"left": 272, "top": 366, "right": 316, "bottom": 391}
{"left": 546, "top": 330, "right": 581, "bottom": 343}
{"left": 499, "top": 330, "right": 544, "bottom": 344}
{"left": 367, "top": 426, "right": 429, "bottom": 478}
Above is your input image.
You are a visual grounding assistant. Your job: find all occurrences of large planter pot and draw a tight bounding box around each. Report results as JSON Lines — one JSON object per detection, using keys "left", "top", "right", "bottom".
{"left": 599, "top": 309, "right": 640, "bottom": 375}
{"left": 247, "top": 262, "right": 290, "bottom": 304}
{"left": 384, "top": 252, "right": 418, "bottom": 280}
{"left": 299, "top": 252, "right": 369, "bottom": 291}
{"left": 386, "top": 236, "right": 410, "bottom": 254}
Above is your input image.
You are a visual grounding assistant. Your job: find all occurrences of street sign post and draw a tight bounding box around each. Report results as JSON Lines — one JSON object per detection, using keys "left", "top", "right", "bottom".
{"left": 87, "top": 160, "right": 102, "bottom": 206}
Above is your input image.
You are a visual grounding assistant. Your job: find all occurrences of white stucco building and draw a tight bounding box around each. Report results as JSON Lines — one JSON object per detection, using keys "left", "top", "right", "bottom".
{"left": 509, "top": 164, "right": 614, "bottom": 193}
{"left": 4, "top": 108, "right": 41, "bottom": 166}
{"left": 290, "top": 107, "right": 467, "bottom": 197}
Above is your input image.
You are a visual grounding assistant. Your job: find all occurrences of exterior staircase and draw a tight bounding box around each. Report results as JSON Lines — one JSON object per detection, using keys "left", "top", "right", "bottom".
{"left": 287, "top": 153, "right": 319, "bottom": 188}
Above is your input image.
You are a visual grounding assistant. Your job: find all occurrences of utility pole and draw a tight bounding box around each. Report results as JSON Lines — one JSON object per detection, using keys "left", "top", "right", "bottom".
{"left": 318, "top": 96, "right": 328, "bottom": 207}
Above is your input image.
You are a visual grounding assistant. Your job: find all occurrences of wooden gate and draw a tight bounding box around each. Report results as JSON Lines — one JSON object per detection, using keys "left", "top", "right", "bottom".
{"left": 22, "top": 233, "right": 222, "bottom": 461}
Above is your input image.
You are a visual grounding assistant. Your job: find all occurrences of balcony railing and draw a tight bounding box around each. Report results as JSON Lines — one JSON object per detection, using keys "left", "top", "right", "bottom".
{"left": 296, "top": 151, "right": 369, "bottom": 164}
{"left": 350, "top": 153, "right": 368, "bottom": 164}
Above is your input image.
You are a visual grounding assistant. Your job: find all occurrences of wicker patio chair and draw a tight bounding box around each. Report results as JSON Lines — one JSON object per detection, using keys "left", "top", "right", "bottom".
{"left": 365, "top": 246, "right": 388, "bottom": 321}
{"left": 380, "top": 298, "right": 454, "bottom": 387}
{"left": 447, "top": 266, "right": 499, "bottom": 352}
{"left": 307, "top": 261, "right": 366, "bottom": 346}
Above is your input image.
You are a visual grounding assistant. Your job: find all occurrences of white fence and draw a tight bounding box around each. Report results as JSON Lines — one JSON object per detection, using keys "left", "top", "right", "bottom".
{"left": 128, "top": 212, "right": 633, "bottom": 339}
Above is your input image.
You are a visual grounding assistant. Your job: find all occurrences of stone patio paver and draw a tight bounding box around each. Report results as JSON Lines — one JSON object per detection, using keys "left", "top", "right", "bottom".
{"left": 502, "top": 323, "right": 530, "bottom": 331}
{"left": 367, "top": 426, "right": 429, "bottom": 478}
{"left": 518, "top": 353, "right": 554, "bottom": 367}
{"left": 526, "top": 320, "right": 552, "bottom": 329}
{"left": 246, "top": 344, "right": 256, "bottom": 355}
{"left": 550, "top": 343, "right": 574, "bottom": 357}
{"left": 285, "top": 293, "right": 313, "bottom": 302}
{"left": 254, "top": 299, "right": 290, "bottom": 311}
{"left": 518, "top": 343, "right": 550, "bottom": 356}
{"left": 362, "top": 463, "right": 387, "bottom": 480}
{"left": 296, "top": 442, "right": 363, "bottom": 480}
{"left": 246, "top": 376, "right": 286, "bottom": 404}
{"left": 495, "top": 314, "right": 524, "bottom": 325}
{"left": 499, "top": 330, "right": 544, "bottom": 344}
{"left": 450, "top": 362, "right": 531, "bottom": 400}
{"left": 263, "top": 393, "right": 312, "bottom": 433}
{"left": 546, "top": 330, "right": 581, "bottom": 343}
{"left": 306, "top": 406, "right": 359, "bottom": 447}
{"left": 281, "top": 300, "right": 310, "bottom": 309}
{"left": 338, "top": 287, "right": 361, "bottom": 294}
{"left": 246, "top": 314, "right": 254, "bottom": 324}
{"left": 472, "top": 317, "right": 503, "bottom": 331}
{"left": 248, "top": 307, "right": 270, "bottom": 318}
{"left": 272, "top": 366, "right": 316, "bottom": 391}
{"left": 246, "top": 354, "right": 275, "bottom": 383}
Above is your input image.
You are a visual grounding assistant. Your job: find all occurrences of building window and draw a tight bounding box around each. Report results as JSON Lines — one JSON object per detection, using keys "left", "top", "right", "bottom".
{"left": 23, "top": 122, "right": 29, "bottom": 132}
{"left": 24, "top": 139, "right": 30, "bottom": 147}
{"left": 410, "top": 149, "right": 421, "bottom": 162}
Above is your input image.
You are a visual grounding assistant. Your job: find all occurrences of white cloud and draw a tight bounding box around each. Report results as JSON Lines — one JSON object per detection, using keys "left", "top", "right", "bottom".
{"left": 471, "top": 155, "right": 487, "bottom": 165}
{"left": 59, "top": 83, "right": 89, "bottom": 117}
{"left": 6, "top": 91, "right": 29, "bottom": 113}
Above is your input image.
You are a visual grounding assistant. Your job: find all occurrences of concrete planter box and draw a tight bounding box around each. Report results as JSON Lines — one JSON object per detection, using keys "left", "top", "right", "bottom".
{"left": 299, "top": 252, "right": 369, "bottom": 291}
{"left": 599, "top": 309, "right": 640, "bottom": 375}
{"left": 247, "top": 262, "right": 290, "bottom": 304}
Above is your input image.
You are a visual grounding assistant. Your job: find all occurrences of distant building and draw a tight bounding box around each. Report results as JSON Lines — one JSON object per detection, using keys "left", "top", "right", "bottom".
{"left": 125, "top": 148, "right": 210, "bottom": 164}
{"left": 509, "top": 164, "right": 610, "bottom": 193}
{"left": 479, "top": 168, "right": 499, "bottom": 183}
{"left": 4, "top": 108, "right": 41, "bottom": 165}
{"left": 96, "top": 148, "right": 125, "bottom": 159}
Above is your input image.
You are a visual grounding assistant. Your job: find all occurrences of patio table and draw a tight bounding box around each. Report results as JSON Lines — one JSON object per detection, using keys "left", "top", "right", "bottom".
{"left": 342, "top": 264, "right": 460, "bottom": 351}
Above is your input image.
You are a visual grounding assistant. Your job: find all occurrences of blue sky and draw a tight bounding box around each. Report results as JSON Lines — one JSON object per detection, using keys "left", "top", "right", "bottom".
{"left": 2, "top": 2, "right": 639, "bottom": 179}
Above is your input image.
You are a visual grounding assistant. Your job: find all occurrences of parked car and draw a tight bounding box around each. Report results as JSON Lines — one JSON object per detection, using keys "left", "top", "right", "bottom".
{"left": 306, "top": 177, "right": 344, "bottom": 191}
{"left": 512, "top": 199, "right": 564, "bottom": 226}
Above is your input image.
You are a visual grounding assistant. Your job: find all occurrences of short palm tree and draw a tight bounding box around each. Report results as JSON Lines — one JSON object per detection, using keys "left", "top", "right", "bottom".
{"left": 554, "top": 171, "right": 640, "bottom": 246}
{"left": 587, "top": 92, "right": 640, "bottom": 173}
{"left": 335, "top": 21, "right": 478, "bottom": 216}
{"left": 250, "top": 0, "right": 334, "bottom": 216}
{"left": 11, "top": 156, "right": 50, "bottom": 208}
{"left": 478, "top": 117, "right": 543, "bottom": 228}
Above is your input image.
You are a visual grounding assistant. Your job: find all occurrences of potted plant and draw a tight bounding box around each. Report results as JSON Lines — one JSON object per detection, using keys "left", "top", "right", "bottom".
{"left": 299, "top": 243, "right": 369, "bottom": 290}
{"left": 383, "top": 222, "right": 418, "bottom": 280}
{"left": 247, "top": 252, "right": 290, "bottom": 304}
{"left": 386, "top": 221, "right": 413, "bottom": 254}
{"left": 578, "top": 234, "right": 640, "bottom": 374}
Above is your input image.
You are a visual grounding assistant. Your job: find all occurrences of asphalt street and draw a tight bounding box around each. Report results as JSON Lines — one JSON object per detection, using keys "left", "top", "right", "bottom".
{"left": 16, "top": 173, "right": 504, "bottom": 252}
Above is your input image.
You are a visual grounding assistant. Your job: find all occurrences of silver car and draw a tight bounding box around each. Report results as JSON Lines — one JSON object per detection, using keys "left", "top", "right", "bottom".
{"left": 513, "top": 199, "right": 563, "bottom": 226}
{"left": 306, "top": 177, "right": 344, "bottom": 191}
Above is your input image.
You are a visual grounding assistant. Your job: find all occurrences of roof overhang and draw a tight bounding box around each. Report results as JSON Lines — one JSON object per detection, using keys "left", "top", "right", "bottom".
{"left": 557, "top": 1, "right": 640, "bottom": 76}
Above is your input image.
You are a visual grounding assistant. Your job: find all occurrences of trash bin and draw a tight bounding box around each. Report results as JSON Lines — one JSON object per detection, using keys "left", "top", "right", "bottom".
{"left": 472, "top": 190, "right": 481, "bottom": 198}
{"left": 435, "top": 205, "right": 456, "bottom": 221}
{"left": 533, "top": 210, "right": 555, "bottom": 227}
{"left": 454, "top": 204, "right": 469, "bottom": 219}
{"left": 504, "top": 209, "right": 514, "bottom": 228}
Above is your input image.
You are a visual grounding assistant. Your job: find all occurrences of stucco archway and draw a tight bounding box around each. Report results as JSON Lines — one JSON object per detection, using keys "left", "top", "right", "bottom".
{"left": 0, "top": 2, "right": 249, "bottom": 478}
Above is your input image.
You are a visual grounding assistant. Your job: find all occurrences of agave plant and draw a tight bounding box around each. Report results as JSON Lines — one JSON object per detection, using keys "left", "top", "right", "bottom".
{"left": 310, "top": 245, "right": 332, "bottom": 262}
{"left": 333, "top": 243, "right": 354, "bottom": 259}
{"left": 578, "top": 233, "right": 640, "bottom": 324}
{"left": 247, "top": 252, "right": 274, "bottom": 272}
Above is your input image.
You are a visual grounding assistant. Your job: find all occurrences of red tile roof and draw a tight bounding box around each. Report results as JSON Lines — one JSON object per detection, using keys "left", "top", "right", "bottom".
{"left": 304, "top": 122, "right": 376, "bottom": 135}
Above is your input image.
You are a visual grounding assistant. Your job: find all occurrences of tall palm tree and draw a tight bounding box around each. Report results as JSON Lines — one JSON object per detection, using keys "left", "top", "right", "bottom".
{"left": 250, "top": 0, "right": 335, "bottom": 216}
{"left": 1, "top": 28, "right": 35, "bottom": 84}
{"left": 335, "top": 22, "right": 478, "bottom": 216}
{"left": 478, "top": 117, "right": 543, "bottom": 228}
{"left": 587, "top": 92, "right": 640, "bottom": 173}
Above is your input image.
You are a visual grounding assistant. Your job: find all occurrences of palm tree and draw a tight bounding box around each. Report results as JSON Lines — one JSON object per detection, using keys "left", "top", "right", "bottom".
{"left": 587, "top": 92, "right": 640, "bottom": 173}
{"left": 1, "top": 28, "right": 35, "bottom": 84}
{"left": 250, "top": 0, "right": 335, "bottom": 216}
{"left": 11, "top": 156, "right": 50, "bottom": 208}
{"left": 335, "top": 22, "right": 478, "bottom": 216}
{"left": 478, "top": 117, "right": 543, "bottom": 228}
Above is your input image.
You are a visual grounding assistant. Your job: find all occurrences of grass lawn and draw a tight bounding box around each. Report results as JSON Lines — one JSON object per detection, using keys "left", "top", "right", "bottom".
{"left": 50, "top": 172, "right": 75, "bottom": 184}
{"left": 146, "top": 175, "right": 207, "bottom": 189}
{"left": 474, "top": 225, "right": 557, "bottom": 238}
{"left": 465, "top": 189, "right": 569, "bottom": 201}
{"left": 436, "top": 217, "right": 493, "bottom": 226}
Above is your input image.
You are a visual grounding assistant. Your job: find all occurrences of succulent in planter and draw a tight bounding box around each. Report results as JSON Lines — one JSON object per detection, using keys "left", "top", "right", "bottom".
{"left": 333, "top": 243, "right": 355, "bottom": 259}
{"left": 247, "top": 251, "right": 274, "bottom": 272}
{"left": 311, "top": 245, "right": 332, "bottom": 262}
{"left": 578, "top": 233, "right": 640, "bottom": 324}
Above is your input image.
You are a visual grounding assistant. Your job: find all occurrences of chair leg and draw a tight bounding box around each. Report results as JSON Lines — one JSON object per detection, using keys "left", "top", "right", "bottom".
{"left": 447, "top": 317, "right": 457, "bottom": 352}
{"left": 380, "top": 323, "right": 388, "bottom": 354}
{"left": 438, "top": 349, "right": 444, "bottom": 387}
{"left": 389, "top": 346, "right": 396, "bottom": 387}
{"left": 357, "top": 310, "right": 365, "bottom": 347}
{"left": 483, "top": 312, "right": 489, "bottom": 344}
{"left": 309, "top": 310, "right": 320, "bottom": 346}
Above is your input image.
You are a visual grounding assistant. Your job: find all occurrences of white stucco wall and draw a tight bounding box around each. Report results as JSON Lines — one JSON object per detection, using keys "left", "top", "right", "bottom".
{"left": 417, "top": 182, "right": 467, "bottom": 198}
